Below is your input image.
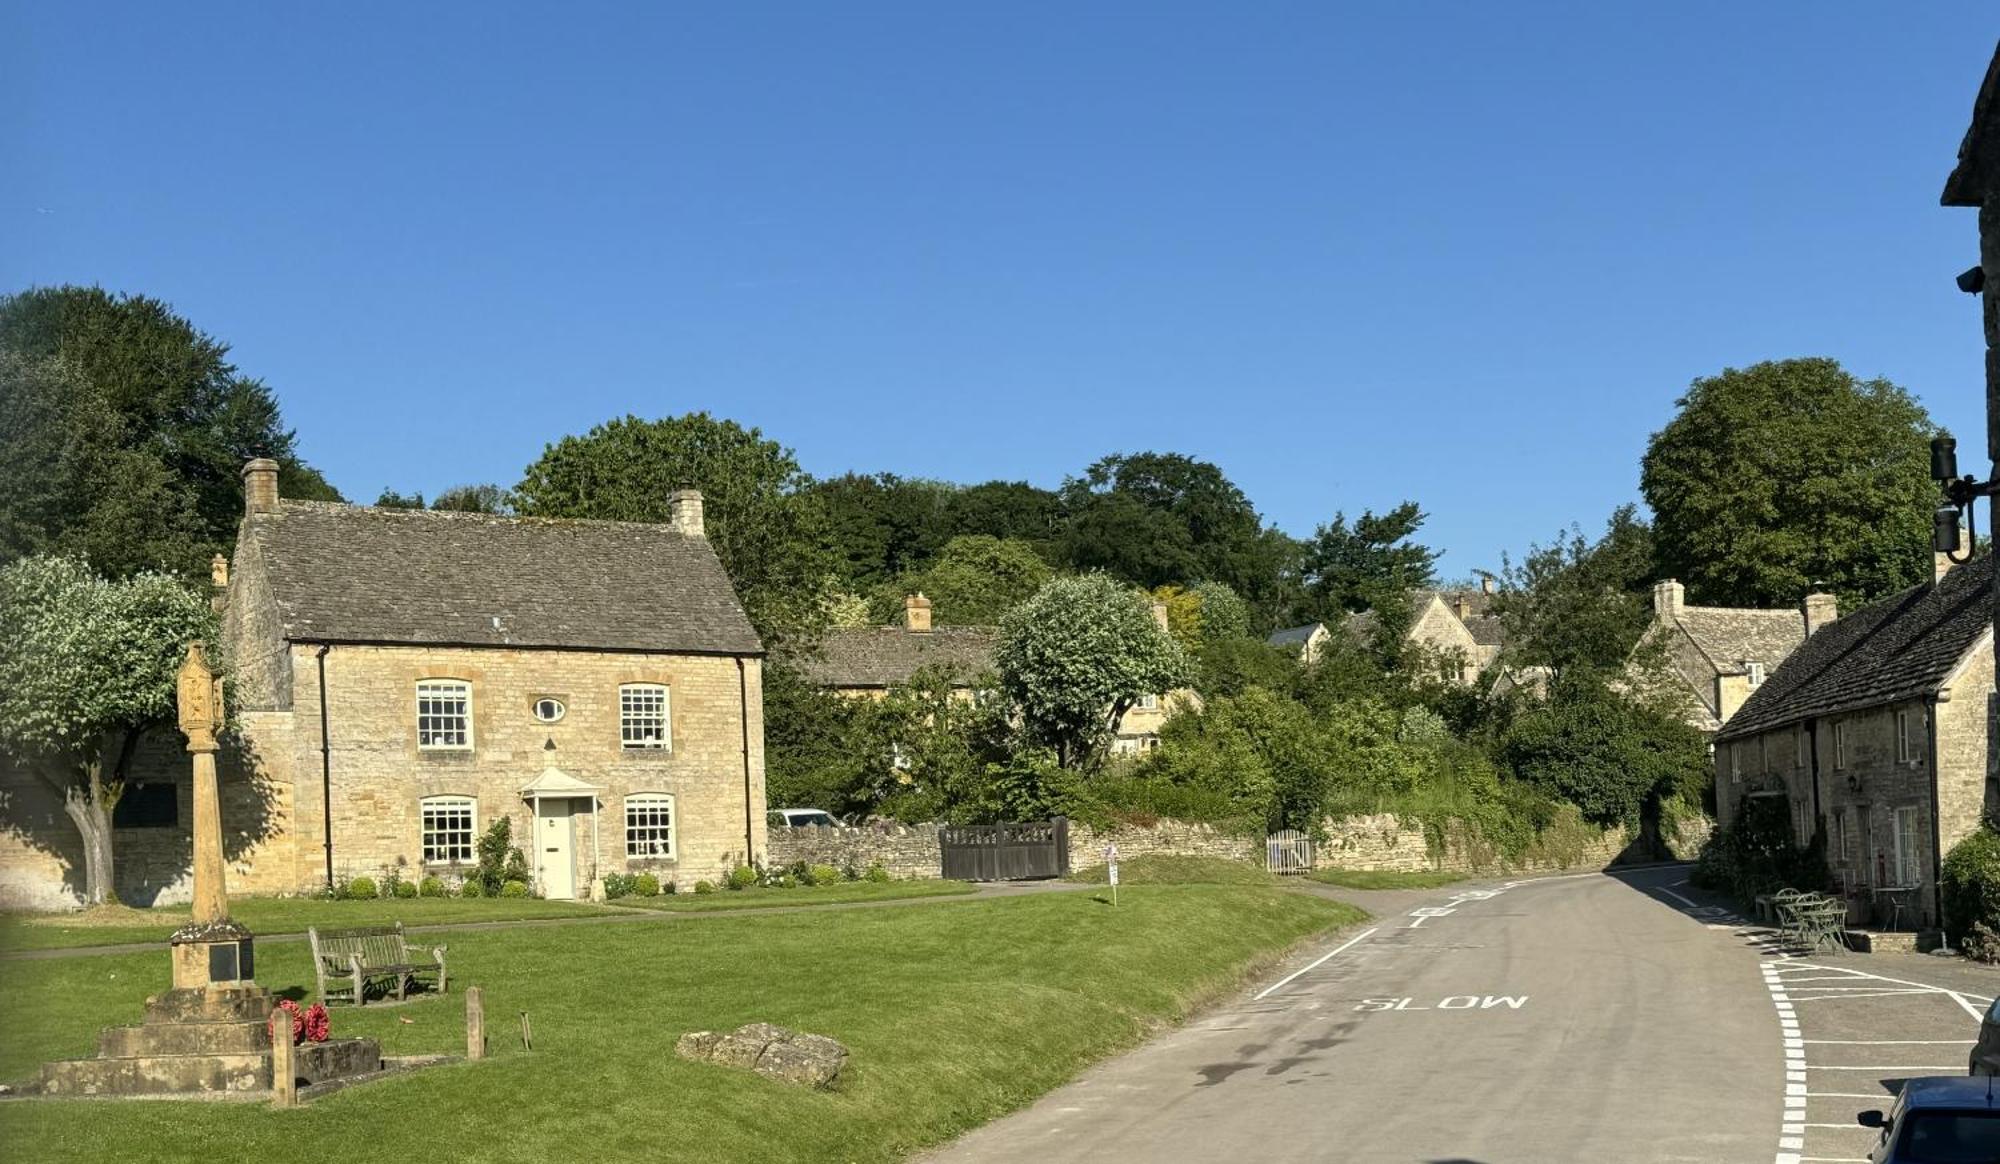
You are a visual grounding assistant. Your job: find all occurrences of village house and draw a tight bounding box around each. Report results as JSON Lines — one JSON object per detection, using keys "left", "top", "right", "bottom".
{"left": 1632, "top": 579, "right": 1823, "bottom": 735}
{"left": 1266, "top": 622, "right": 1331, "bottom": 664}
{"left": 0, "top": 459, "right": 770, "bottom": 908}
{"left": 1711, "top": 554, "right": 1995, "bottom": 931}
{"left": 1312, "top": 583, "right": 1506, "bottom": 685}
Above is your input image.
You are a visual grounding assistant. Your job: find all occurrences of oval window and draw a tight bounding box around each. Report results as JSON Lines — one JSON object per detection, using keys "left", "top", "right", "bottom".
{"left": 532, "top": 698, "right": 566, "bottom": 723}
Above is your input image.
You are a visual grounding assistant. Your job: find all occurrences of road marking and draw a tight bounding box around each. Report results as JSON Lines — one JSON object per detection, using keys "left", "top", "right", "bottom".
{"left": 1801, "top": 1039, "right": 1974, "bottom": 1045}
{"left": 1807, "top": 1092, "right": 1899, "bottom": 1098}
{"left": 1353, "top": 995, "right": 1529, "bottom": 1012}
{"left": 1253, "top": 928, "right": 1376, "bottom": 1000}
{"left": 1804, "top": 1064, "right": 1964, "bottom": 1071}
{"left": 1654, "top": 885, "right": 1703, "bottom": 909}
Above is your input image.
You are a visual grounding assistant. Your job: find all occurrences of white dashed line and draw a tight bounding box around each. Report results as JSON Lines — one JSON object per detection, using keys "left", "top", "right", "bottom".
{"left": 1253, "top": 928, "right": 1377, "bottom": 1000}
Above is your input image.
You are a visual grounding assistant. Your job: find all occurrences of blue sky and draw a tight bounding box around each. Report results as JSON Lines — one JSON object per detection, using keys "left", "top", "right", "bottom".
{"left": 5, "top": 5, "right": 1995, "bottom": 580}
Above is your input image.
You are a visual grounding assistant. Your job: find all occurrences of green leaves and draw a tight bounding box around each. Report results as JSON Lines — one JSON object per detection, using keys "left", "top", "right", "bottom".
{"left": 1640, "top": 358, "right": 1937, "bottom": 607}
{"left": 0, "top": 556, "right": 214, "bottom": 765}
{"left": 995, "top": 575, "right": 1191, "bottom": 770}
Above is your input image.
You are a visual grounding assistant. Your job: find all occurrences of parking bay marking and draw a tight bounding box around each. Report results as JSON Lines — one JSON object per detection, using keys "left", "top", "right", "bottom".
{"left": 1355, "top": 995, "right": 1528, "bottom": 1012}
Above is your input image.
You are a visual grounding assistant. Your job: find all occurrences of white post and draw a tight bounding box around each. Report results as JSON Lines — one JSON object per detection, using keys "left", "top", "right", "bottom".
{"left": 590, "top": 796, "right": 602, "bottom": 900}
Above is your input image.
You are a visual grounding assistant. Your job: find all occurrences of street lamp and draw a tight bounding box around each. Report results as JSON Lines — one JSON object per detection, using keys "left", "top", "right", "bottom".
{"left": 1930, "top": 435, "right": 1986, "bottom": 563}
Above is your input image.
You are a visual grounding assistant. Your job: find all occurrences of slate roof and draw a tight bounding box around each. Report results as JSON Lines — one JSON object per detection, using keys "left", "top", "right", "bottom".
{"left": 1672, "top": 606, "right": 1807, "bottom": 678}
{"left": 791, "top": 626, "right": 998, "bottom": 688}
{"left": 1716, "top": 556, "right": 1994, "bottom": 742}
{"left": 1465, "top": 615, "right": 1506, "bottom": 648}
{"left": 242, "top": 501, "right": 763, "bottom": 655}
{"left": 1267, "top": 624, "right": 1325, "bottom": 648}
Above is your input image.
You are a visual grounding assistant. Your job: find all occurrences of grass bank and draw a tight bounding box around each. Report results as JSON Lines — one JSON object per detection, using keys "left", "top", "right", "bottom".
{"left": 1067, "top": 855, "right": 1273, "bottom": 885}
{"left": 0, "top": 897, "right": 613, "bottom": 954}
{"left": 606, "top": 879, "right": 974, "bottom": 911}
{"left": 0, "top": 885, "right": 1362, "bottom": 1163}
{"left": 1307, "top": 869, "right": 1469, "bottom": 891}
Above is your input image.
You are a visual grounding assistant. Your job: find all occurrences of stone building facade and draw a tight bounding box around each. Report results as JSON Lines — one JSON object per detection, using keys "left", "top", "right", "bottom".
{"left": 0, "top": 461, "right": 769, "bottom": 909}
{"left": 1712, "top": 555, "right": 1995, "bottom": 929}
{"left": 1631, "top": 579, "right": 1819, "bottom": 735}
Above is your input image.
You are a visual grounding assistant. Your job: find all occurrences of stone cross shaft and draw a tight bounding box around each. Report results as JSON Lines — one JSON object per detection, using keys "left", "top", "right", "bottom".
{"left": 176, "top": 642, "right": 230, "bottom": 925}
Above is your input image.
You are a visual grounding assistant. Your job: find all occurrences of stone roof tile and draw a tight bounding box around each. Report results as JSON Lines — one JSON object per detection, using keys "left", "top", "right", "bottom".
{"left": 790, "top": 626, "right": 998, "bottom": 688}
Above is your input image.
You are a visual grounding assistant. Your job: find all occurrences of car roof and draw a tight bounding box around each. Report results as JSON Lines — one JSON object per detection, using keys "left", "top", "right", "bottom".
{"left": 1900, "top": 1076, "right": 2000, "bottom": 1110}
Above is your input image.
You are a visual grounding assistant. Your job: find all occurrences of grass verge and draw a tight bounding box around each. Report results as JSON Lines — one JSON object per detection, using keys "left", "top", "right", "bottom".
{"left": 0, "top": 897, "right": 613, "bottom": 953}
{"left": 605, "top": 879, "right": 974, "bottom": 911}
{"left": 1068, "top": 855, "right": 1273, "bottom": 885}
{"left": 1307, "top": 868, "right": 1469, "bottom": 891}
{"left": 0, "top": 886, "right": 1360, "bottom": 1163}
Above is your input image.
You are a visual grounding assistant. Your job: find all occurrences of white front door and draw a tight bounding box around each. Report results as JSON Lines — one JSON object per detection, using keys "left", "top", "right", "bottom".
{"left": 536, "top": 799, "right": 576, "bottom": 899}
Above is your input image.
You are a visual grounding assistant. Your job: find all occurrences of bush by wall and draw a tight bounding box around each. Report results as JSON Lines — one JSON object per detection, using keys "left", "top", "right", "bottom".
{"left": 1941, "top": 828, "right": 2000, "bottom": 959}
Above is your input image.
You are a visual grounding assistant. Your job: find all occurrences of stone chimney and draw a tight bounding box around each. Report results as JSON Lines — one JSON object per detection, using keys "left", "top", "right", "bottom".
{"left": 668, "top": 490, "right": 705, "bottom": 538}
{"left": 1453, "top": 595, "right": 1471, "bottom": 619}
{"left": 209, "top": 554, "right": 229, "bottom": 613}
{"left": 1935, "top": 525, "right": 1971, "bottom": 583}
{"left": 242, "top": 458, "right": 279, "bottom": 516}
{"left": 904, "top": 593, "right": 933, "bottom": 634}
{"left": 1150, "top": 600, "right": 1169, "bottom": 633}
{"left": 1652, "top": 579, "right": 1684, "bottom": 618}
{"left": 1803, "top": 591, "right": 1838, "bottom": 637}
{"left": 1480, "top": 576, "right": 1494, "bottom": 596}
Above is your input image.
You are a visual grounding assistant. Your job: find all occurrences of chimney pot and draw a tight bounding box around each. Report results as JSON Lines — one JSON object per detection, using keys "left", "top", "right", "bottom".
{"left": 1150, "top": 600, "right": 1170, "bottom": 634}
{"left": 242, "top": 458, "right": 280, "bottom": 516}
{"left": 210, "top": 554, "right": 229, "bottom": 589}
{"left": 668, "top": 490, "right": 705, "bottom": 538}
{"left": 1480, "top": 576, "right": 1494, "bottom": 596}
{"left": 1803, "top": 592, "right": 1839, "bottom": 637}
{"left": 1453, "top": 595, "right": 1470, "bottom": 619}
{"left": 1652, "top": 579, "right": 1684, "bottom": 618}
{"left": 905, "top": 593, "right": 933, "bottom": 634}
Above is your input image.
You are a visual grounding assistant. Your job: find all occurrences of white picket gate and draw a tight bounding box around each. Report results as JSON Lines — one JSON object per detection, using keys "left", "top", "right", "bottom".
{"left": 1265, "top": 829, "right": 1315, "bottom": 876}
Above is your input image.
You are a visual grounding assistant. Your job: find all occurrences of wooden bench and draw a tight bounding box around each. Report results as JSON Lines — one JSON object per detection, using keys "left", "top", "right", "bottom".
{"left": 308, "top": 923, "right": 448, "bottom": 1007}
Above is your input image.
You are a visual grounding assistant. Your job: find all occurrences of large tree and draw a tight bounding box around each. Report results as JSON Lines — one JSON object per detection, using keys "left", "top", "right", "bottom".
{"left": 1640, "top": 358, "right": 1937, "bottom": 607}
{"left": 0, "top": 286, "right": 339, "bottom": 576}
{"left": 513, "top": 412, "right": 836, "bottom": 645}
{"left": 1293, "top": 502, "right": 1440, "bottom": 655}
{"left": 1058, "top": 452, "right": 1290, "bottom": 607}
{"left": 872, "top": 534, "right": 1052, "bottom": 626}
{"left": 994, "top": 575, "right": 1190, "bottom": 771}
{"left": 0, "top": 557, "right": 216, "bottom": 905}
{"left": 1494, "top": 505, "right": 1656, "bottom": 678}
{"left": 808, "top": 472, "right": 956, "bottom": 588}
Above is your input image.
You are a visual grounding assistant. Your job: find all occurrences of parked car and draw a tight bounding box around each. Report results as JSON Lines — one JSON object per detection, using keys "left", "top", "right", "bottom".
{"left": 1972, "top": 995, "right": 2000, "bottom": 1076}
{"left": 768, "top": 808, "right": 840, "bottom": 829}
{"left": 1857, "top": 1076, "right": 2000, "bottom": 1162}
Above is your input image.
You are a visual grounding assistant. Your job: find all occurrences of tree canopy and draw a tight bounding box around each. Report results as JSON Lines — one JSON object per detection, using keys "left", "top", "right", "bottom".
{"left": 1640, "top": 358, "right": 1937, "bottom": 607}
{"left": 0, "top": 286, "right": 339, "bottom": 576}
{"left": 1494, "top": 505, "right": 1656, "bottom": 678}
{"left": 513, "top": 412, "right": 836, "bottom": 645}
{"left": 872, "top": 535, "right": 1052, "bottom": 626}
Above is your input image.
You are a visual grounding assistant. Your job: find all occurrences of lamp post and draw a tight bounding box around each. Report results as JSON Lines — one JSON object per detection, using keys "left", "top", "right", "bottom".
{"left": 1928, "top": 435, "right": 1985, "bottom": 565}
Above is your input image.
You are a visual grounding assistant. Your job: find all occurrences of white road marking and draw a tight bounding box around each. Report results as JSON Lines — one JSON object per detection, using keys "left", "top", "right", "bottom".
{"left": 1802, "top": 1039, "right": 1975, "bottom": 1045}
{"left": 1803, "top": 1064, "right": 1964, "bottom": 1071}
{"left": 1253, "top": 928, "right": 1377, "bottom": 1000}
{"left": 1806, "top": 1092, "right": 1897, "bottom": 1098}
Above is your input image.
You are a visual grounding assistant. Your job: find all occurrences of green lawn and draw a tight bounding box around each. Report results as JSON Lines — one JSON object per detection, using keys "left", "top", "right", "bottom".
{"left": 1307, "top": 868, "right": 1469, "bottom": 891}
{"left": 0, "top": 885, "right": 1363, "bottom": 1163}
{"left": 606, "top": 879, "right": 974, "bottom": 911}
{"left": 0, "top": 897, "right": 613, "bottom": 953}
{"left": 1068, "top": 855, "right": 1273, "bottom": 886}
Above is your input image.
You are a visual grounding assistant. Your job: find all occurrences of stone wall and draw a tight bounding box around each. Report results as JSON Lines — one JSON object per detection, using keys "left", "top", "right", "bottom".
{"left": 1314, "top": 812, "right": 1636, "bottom": 876}
{"left": 1067, "top": 819, "right": 1257, "bottom": 868}
{"left": 768, "top": 822, "right": 940, "bottom": 880}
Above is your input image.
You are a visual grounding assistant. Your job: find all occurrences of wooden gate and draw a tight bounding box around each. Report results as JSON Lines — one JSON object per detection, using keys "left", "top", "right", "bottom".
{"left": 1266, "top": 829, "right": 1315, "bottom": 876}
{"left": 939, "top": 818, "right": 1071, "bottom": 881}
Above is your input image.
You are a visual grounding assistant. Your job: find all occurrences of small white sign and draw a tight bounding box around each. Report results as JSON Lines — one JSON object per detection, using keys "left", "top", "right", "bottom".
{"left": 1108, "top": 862, "right": 1119, "bottom": 886}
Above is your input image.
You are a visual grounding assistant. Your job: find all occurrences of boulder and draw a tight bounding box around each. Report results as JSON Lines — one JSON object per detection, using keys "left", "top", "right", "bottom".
{"left": 675, "top": 1023, "right": 849, "bottom": 1089}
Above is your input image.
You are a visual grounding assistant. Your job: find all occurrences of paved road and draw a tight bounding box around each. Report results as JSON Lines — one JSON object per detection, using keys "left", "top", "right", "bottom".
{"left": 930, "top": 866, "right": 1791, "bottom": 1164}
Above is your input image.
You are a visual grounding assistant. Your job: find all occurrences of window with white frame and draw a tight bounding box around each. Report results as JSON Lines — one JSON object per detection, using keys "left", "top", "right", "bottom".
{"left": 420, "top": 795, "right": 476, "bottom": 864}
{"left": 624, "top": 793, "right": 675, "bottom": 859}
{"left": 1896, "top": 710, "right": 1917, "bottom": 765}
{"left": 1136, "top": 693, "right": 1159, "bottom": 712}
{"left": 1892, "top": 806, "right": 1922, "bottom": 887}
{"left": 1832, "top": 808, "right": 1847, "bottom": 862}
{"left": 1833, "top": 721, "right": 1848, "bottom": 770}
{"left": 619, "top": 684, "right": 670, "bottom": 749}
{"left": 1746, "top": 661, "right": 1765, "bottom": 687}
{"left": 416, "top": 680, "right": 472, "bottom": 750}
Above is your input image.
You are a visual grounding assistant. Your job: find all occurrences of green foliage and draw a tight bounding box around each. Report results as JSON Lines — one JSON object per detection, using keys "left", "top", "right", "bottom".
{"left": 458, "top": 878, "right": 485, "bottom": 898}
{"left": 995, "top": 575, "right": 1191, "bottom": 770}
{"left": 1689, "top": 795, "right": 1829, "bottom": 900}
{"left": 1293, "top": 502, "right": 1438, "bottom": 630}
{"left": 726, "top": 866, "right": 759, "bottom": 891}
{"left": 806, "top": 864, "right": 843, "bottom": 888}
{"left": 417, "top": 876, "right": 446, "bottom": 898}
{"left": 431, "top": 484, "right": 513, "bottom": 514}
{"left": 693, "top": 880, "right": 716, "bottom": 894}
{"left": 393, "top": 879, "right": 418, "bottom": 899}
{"left": 1640, "top": 358, "right": 1936, "bottom": 607}
{"left": 1193, "top": 634, "right": 1297, "bottom": 698}
{"left": 1941, "top": 828, "right": 2000, "bottom": 950}
{"left": 1187, "top": 581, "right": 1252, "bottom": 642}
{"left": 474, "top": 818, "right": 530, "bottom": 895}
{"left": 513, "top": 412, "right": 836, "bottom": 645}
{"left": 499, "top": 880, "right": 531, "bottom": 899}
{"left": 344, "top": 877, "right": 379, "bottom": 901}
{"left": 1499, "top": 674, "right": 1708, "bottom": 829}
{"left": 601, "top": 873, "right": 636, "bottom": 900}
{"left": 1494, "top": 505, "right": 1655, "bottom": 678}
{"left": 0, "top": 286, "right": 339, "bottom": 577}
{"left": 810, "top": 473, "right": 956, "bottom": 588}
{"left": 874, "top": 535, "right": 1052, "bottom": 626}
{"left": 374, "top": 489, "right": 425, "bottom": 509}
{"left": 864, "top": 863, "right": 891, "bottom": 884}
{"left": 633, "top": 873, "right": 661, "bottom": 897}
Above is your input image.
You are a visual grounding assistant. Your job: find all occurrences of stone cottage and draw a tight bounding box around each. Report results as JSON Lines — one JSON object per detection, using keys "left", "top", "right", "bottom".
{"left": 1632, "top": 579, "right": 1823, "bottom": 735}
{"left": 1329, "top": 583, "right": 1506, "bottom": 685}
{"left": 0, "top": 459, "right": 770, "bottom": 908}
{"left": 1711, "top": 555, "right": 1995, "bottom": 930}
{"left": 1267, "top": 622, "right": 1331, "bottom": 664}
